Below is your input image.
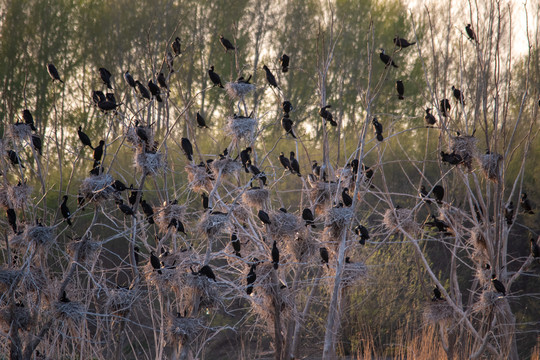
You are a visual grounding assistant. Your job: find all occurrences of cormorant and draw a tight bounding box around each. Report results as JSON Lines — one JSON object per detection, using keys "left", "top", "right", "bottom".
{"left": 7, "top": 150, "right": 24, "bottom": 168}
{"left": 140, "top": 200, "right": 154, "bottom": 224}
{"left": 282, "top": 100, "right": 293, "bottom": 114}
{"left": 424, "top": 108, "right": 437, "bottom": 127}
{"left": 31, "top": 135, "right": 42, "bottom": 156}
{"left": 231, "top": 233, "right": 241, "bottom": 257}
{"left": 249, "top": 164, "right": 267, "bottom": 186}
{"left": 201, "top": 193, "right": 209, "bottom": 210}
{"left": 379, "top": 49, "right": 398, "bottom": 68}
{"left": 59, "top": 291, "right": 70, "bottom": 303}
{"left": 124, "top": 70, "right": 136, "bottom": 88}
{"left": 520, "top": 192, "right": 534, "bottom": 214}
{"left": 93, "top": 140, "right": 105, "bottom": 162}
{"left": 197, "top": 265, "right": 216, "bottom": 281}
{"left": 354, "top": 224, "right": 370, "bottom": 245}
{"left": 77, "top": 126, "right": 94, "bottom": 149}
{"left": 504, "top": 202, "right": 514, "bottom": 225}
{"left": 372, "top": 117, "right": 384, "bottom": 141}
{"left": 240, "top": 147, "right": 252, "bottom": 173}
{"left": 6, "top": 208, "right": 17, "bottom": 233}
{"left": 279, "top": 54, "right": 290, "bottom": 72}
{"left": 196, "top": 112, "right": 209, "bottom": 128}
{"left": 279, "top": 152, "right": 292, "bottom": 172}
{"left": 319, "top": 105, "right": 337, "bottom": 126}
{"left": 219, "top": 35, "right": 235, "bottom": 52}
{"left": 419, "top": 186, "right": 432, "bottom": 204}
{"left": 289, "top": 152, "right": 301, "bottom": 176}
{"left": 530, "top": 238, "right": 540, "bottom": 258}
{"left": 99, "top": 67, "right": 113, "bottom": 89}
{"left": 208, "top": 66, "right": 224, "bottom": 88}
{"left": 302, "top": 208, "right": 316, "bottom": 228}
{"left": 22, "top": 109, "right": 37, "bottom": 130}
{"left": 157, "top": 72, "right": 168, "bottom": 89}
{"left": 271, "top": 240, "right": 280, "bottom": 270}
{"left": 465, "top": 24, "right": 477, "bottom": 42}
{"left": 319, "top": 247, "right": 329, "bottom": 265}
{"left": 47, "top": 63, "right": 63, "bottom": 83}
{"left": 432, "top": 185, "right": 444, "bottom": 204}
{"left": 246, "top": 264, "right": 256, "bottom": 295}
{"left": 432, "top": 287, "right": 443, "bottom": 301}
{"left": 60, "top": 195, "right": 72, "bottom": 226}
{"left": 452, "top": 86, "right": 465, "bottom": 105}
{"left": 181, "top": 138, "right": 193, "bottom": 161}
{"left": 116, "top": 200, "right": 135, "bottom": 217}
{"left": 112, "top": 180, "right": 128, "bottom": 192}
{"left": 171, "top": 37, "right": 182, "bottom": 56}
{"left": 440, "top": 99, "right": 451, "bottom": 117}
{"left": 396, "top": 80, "right": 404, "bottom": 100}
{"left": 150, "top": 251, "right": 162, "bottom": 274}
{"left": 262, "top": 65, "right": 278, "bottom": 88}
{"left": 281, "top": 113, "right": 296, "bottom": 138}
{"left": 147, "top": 80, "right": 162, "bottom": 102}
{"left": 440, "top": 151, "right": 462, "bottom": 165}
{"left": 342, "top": 188, "right": 353, "bottom": 207}
{"left": 393, "top": 36, "right": 416, "bottom": 49}
{"left": 491, "top": 274, "right": 506, "bottom": 296}
{"left": 258, "top": 210, "right": 272, "bottom": 225}
{"left": 128, "top": 186, "right": 139, "bottom": 206}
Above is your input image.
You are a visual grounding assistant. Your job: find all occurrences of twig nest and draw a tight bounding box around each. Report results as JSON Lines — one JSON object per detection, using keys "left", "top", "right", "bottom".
{"left": 168, "top": 315, "right": 204, "bottom": 343}
{"left": 126, "top": 124, "right": 154, "bottom": 149}
{"left": 481, "top": 152, "right": 503, "bottom": 182}
{"left": 54, "top": 300, "right": 85, "bottom": 321}
{"left": 383, "top": 208, "right": 419, "bottom": 235}
{"left": 473, "top": 291, "right": 505, "bottom": 313}
{"left": 181, "top": 273, "right": 221, "bottom": 309}
{"left": 198, "top": 212, "right": 230, "bottom": 237}
{"left": 225, "top": 81, "right": 256, "bottom": 100}
{"left": 438, "top": 206, "right": 462, "bottom": 234}
{"left": 0, "top": 268, "right": 22, "bottom": 290}
{"left": 268, "top": 211, "right": 302, "bottom": 238}
{"left": 79, "top": 173, "right": 116, "bottom": 203}
{"left": 284, "top": 235, "right": 317, "bottom": 263}
{"left": 336, "top": 166, "right": 355, "bottom": 189}
{"left": 242, "top": 188, "right": 269, "bottom": 209}
{"left": 185, "top": 164, "right": 213, "bottom": 193}
{"left": 7, "top": 123, "right": 33, "bottom": 141}
{"left": 210, "top": 158, "right": 242, "bottom": 177}
{"left": 21, "top": 267, "right": 47, "bottom": 293}
{"left": 225, "top": 115, "right": 257, "bottom": 143}
{"left": 7, "top": 183, "right": 32, "bottom": 209}
{"left": 9, "top": 232, "right": 27, "bottom": 250}
{"left": 230, "top": 203, "right": 250, "bottom": 222}
{"left": 143, "top": 263, "right": 181, "bottom": 290}
{"left": 67, "top": 237, "right": 100, "bottom": 264}
{"left": 469, "top": 227, "right": 488, "bottom": 263}
{"left": 106, "top": 287, "right": 138, "bottom": 315}
{"left": 135, "top": 150, "right": 164, "bottom": 176}
{"left": 449, "top": 135, "right": 477, "bottom": 171}
{"left": 308, "top": 181, "right": 339, "bottom": 211}
{"left": 0, "top": 304, "right": 32, "bottom": 331}
{"left": 155, "top": 203, "right": 186, "bottom": 234}
{"left": 423, "top": 300, "right": 454, "bottom": 324}
{"left": 341, "top": 260, "right": 368, "bottom": 287}
{"left": 0, "top": 187, "right": 9, "bottom": 208}
{"left": 24, "top": 225, "right": 55, "bottom": 247}
{"left": 325, "top": 207, "right": 354, "bottom": 237}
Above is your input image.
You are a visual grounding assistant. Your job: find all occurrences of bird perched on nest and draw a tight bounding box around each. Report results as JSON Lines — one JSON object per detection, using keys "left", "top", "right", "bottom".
{"left": 302, "top": 208, "right": 316, "bottom": 228}
{"left": 520, "top": 192, "right": 534, "bottom": 214}
{"left": 47, "top": 63, "right": 63, "bottom": 83}
{"left": 197, "top": 265, "right": 216, "bottom": 281}
{"left": 262, "top": 65, "right": 279, "bottom": 88}
{"left": 319, "top": 105, "right": 337, "bottom": 126}
{"left": 271, "top": 241, "right": 280, "bottom": 270}
{"left": 240, "top": 147, "right": 252, "bottom": 173}
{"left": 60, "top": 195, "right": 72, "bottom": 226}
{"left": 372, "top": 117, "right": 384, "bottom": 142}
{"left": 393, "top": 36, "right": 416, "bottom": 49}
{"left": 354, "top": 224, "right": 370, "bottom": 245}
{"left": 258, "top": 210, "right": 272, "bottom": 225}
{"left": 99, "top": 67, "right": 113, "bottom": 89}
{"left": 440, "top": 151, "right": 462, "bottom": 165}
{"left": 22, "top": 109, "right": 37, "bottom": 131}
{"left": 379, "top": 49, "right": 398, "bottom": 68}
{"left": 208, "top": 66, "right": 224, "bottom": 88}
{"left": 465, "top": 24, "right": 477, "bottom": 42}
{"left": 432, "top": 287, "right": 444, "bottom": 301}
{"left": 219, "top": 35, "right": 235, "bottom": 52}
{"left": 491, "top": 274, "right": 506, "bottom": 296}
{"left": 342, "top": 188, "right": 353, "bottom": 207}
{"left": 424, "top": 108, "right": 437, "bottom": 127}
{"left": 279, "top": 53, "right": 290, "bottom": 73}
{"left": 168, "top": 218, "right": 187, "bottom": 235}
{"left": 432, "top": 185, "right": 444, "bottom": 204}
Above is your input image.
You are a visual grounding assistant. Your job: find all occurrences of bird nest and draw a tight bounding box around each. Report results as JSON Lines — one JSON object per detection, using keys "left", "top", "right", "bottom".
{"left": 284, "top": 235, "right": 317, "bottom": 263}
{"left": 438, "top": 206, "right": 462, "bottom": 233}
{"left": 167, "top": 315, "right": 205, "bottom": 343}
{"left": 423, "top": 301, "right": 454, "bottom": 324}
{"left": 230, "top": 203, "right": 250, "bottom": 222}
{"left": 325, "top": 260, "right": 368, "bottom": 288}
{"left": 67, "top": 238, "right": 101, "bottom": 264}
{"left": 481, "top": 153, "right": 503, "bottom": 182}
{"left": 178, "top": 273, "right": 222, "bottom": 310}
{"left": 0, "top": 268, "right": 22, "bottom": 291}
{"left": 469, "top": 227, "right": 488, "bottom": 263}
{"left": 475, "top": 266, "right": 491, "bottom": 285}
{"left": 473, "top": 291, "right": 505, "bottom": 313}
{"left": 7, "top": 123, "right": 33, "bottom": 141}
{"left": 135, "top": 151, "right": 164, "bottom": 176}
{"left": 185, "top": 164, "right": 213, "bottom": 193}
{"left": 0, "top": 187, "right": 9, "bottom": 208}
{"left": 308, "top": 181, "right": 339, "bottom": 211}
{"left": 336, "top": 166, "right": 355, "bottom": 189}
{"left": 126, "top": 125, "right": 154, "bottom": 149}
{"left": 383, "top": 208, "right": 419, "bottom": 235}
{"left": 105, "top": 287, "right": 138, "bottom": 315}
{"left": 24, "top": 225, "right": 55, "bottom": 247}
{"left": 210, "top": 158, "right": 242, "bottom": 177}
{"left": 20, "top": 267, "right": 48, "bottom": 293}
{"left": 198, "top": 212, "right": 230, "bottom": 237}
{"left": 325, "top": 207, "right": 354, "bottom": 237}
{"left": 79, "top": 174, "right": 116, "bottom": 203}
{"left": 449, "top": 135, "right": 477, "bottom": 171}
{"left": 242, "top": 188, "right": 269, "bottom": 209}
{"left": 155, "top": 204, "right": 186, "bottom": 234}
{"left": 0, "top": 305, "right": 32, "bottom": 331}
{"left": 225, "top": 82, "right": 256, "bottom": 99}
{"left": 143, "top": 263, "right": 181, "bottom": 290}
{"left": 7, "top": 184, "right": 33, "bottom": 209}
{"left": 225, "top": 116, "right": 258, "bottom": 143}
{"left": 268, "top": 211, "right": 302, "bottom": 239}
{"left": 54, "top": 301, "right": 85, "bottom": 321}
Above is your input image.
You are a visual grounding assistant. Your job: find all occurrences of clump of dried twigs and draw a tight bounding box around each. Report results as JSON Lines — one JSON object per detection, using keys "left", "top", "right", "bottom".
{"left": 469, "top": 227, "right": 489, "bottom": 264}
{"left": 24, "top": 225, "right": 55, "bottom": 247}
{"left": 423, "top": 300, "right": 454, "bottom": 324}
{"left": 210, "top": 158, "right": 242, "bottom": 177}
{"left": 7, "top": 183, "right": 33, "bottom": 209}
{"left": 225, "top": 115, "right": 257, "bottom": 143}
{"left": 308, "top": 181, "right": 339, "bottom": 211}
{"left": 438, "top": 206, "right": 462, "bottom": 233}
{"left": 0, "top": 304, "right": 32, "bottom": 330}
{"left": 325, "top": 207, "right": 354, "bottom": 237}
{"left": 144, "top": 263, "right": 181, "bottom": 290}
{"left": 126, "top": 124, "right": 154, "bottom": 149}
{"left": 341, "top": 260, "right": 368, "bottom": 287}
{"left": 198, "top": 212, "right": 230, "bottom": 237}
{"left": 383, "top": 208, "right": 419, "bottom": 235}
{"left": 0, "top": 268, "right": 22, "bottom": 291}
{"left": 0, "top": 187, "right": 9, "bottom": 207}
{"left": 242, "top": 188, "right": 269, "bottom": 209}
{"left": 230, "top": 203, "right": 250, "bottom": 222}
{"left": 135, "top": 150, "right": 164, "bottom": 176}
{"left": 225, "top": 81, "right": 256, "bottom": 100}
{"left": 168, "top": 314, "right": 205, "bottom": 343}
{"left": 474, "top": 291, "right": 505, "bottom": 312}
{"left": 181, "top": 273, "right": 222, "bottom": 309}
{"left": 449, "top": 135, "right": 477, "bottom": 171}
{"left": 284, "top": 235, "right": 317, "bottom": 263}
{"left": 481, "top": 152, "right": 503, "bottom": 182}
{"left": 21, "top": 267, "right": 48, "bottom": 293}
{"left": 268, "top": 211, "right": 302, "bottom": 238}
{"left": 185, "top": 164, "right": 213, "bottom": 193}
{"left": 79, "top": 173, "right": 116, "bottom": 203}
{"left": 67, "top": 237, "right": 101, "bottom": 264}
{"left": 155, "top": 203, "right": 186, "bottom": 234}
{"left": 105, "top": 287, "right": 138, "bottom": 315}
{"left": 54, "top": 300, "right": 85, "bottom": 321}
{"left": 7, "top": 123, "right": 33, "bottom": 141}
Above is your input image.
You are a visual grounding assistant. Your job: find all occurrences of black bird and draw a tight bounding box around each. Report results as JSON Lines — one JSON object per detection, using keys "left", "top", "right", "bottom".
{"left": 424, "top": 108, "right": 437, "bottom": 127}
{"left": 504, "top": 202, "right": 514, "bottom": 225}
{"left": 201, "top": 193, "right": 209, "bottom": 210}
{"left": 47, "top": 63, "right": 63, "bottom": 83}
{"left": 168, "top": 218, "right": 187, "bottom": 235}
{"left": 147, "top": 80, "right": 162, "bottom": 102}
{"left": 99, "top": 67, "right": 113, "bottom": 89}
{"left": 140, "top": 200, "right": 154, "bottom": 224}
{"left": 319, "top": 247, "right": 329, "bottom": 265}
{"left": 249, "top": 164, "right": 267, "bottom": 186}
{"left": 231, "top": 233, "right": 241, "bottom": 257}
{"left": 7, "top": 150, "right": 24, "bottom": 168}
{"left": 135, "top": 80, "right": 151, "bottom": 100}
{"left": 157, "top": 72, "right": 168, "bottom": 89}
{"left": 372, "top": 117, "right": 384, "bottom": 142}
{"left": 312, "top": 161, "right": 321, "bottom": 179}
{"left": 440, "top": 99, "right": 451, "bottom": 117}
{"left": 419, "top": 186, "right": 432, "bottom": 204}
{"left": 59, "top": 291, "right": 70, "bottom": 303}
{"left": 112, "top": 179, "right": 128, "bottom": 192}
{"left": 196, "top": 112, "right": 209, "bottom": 128}
{"left": 491, "top": 274, "right": 506, "bottom": 296}
{"left": 134, "top": 246, "right": 141, "bottom": 264}
{"left": 282, "top": 100, "right": 293, "bottom": 114}
{"left": 396, "top": 80, "right": 404, "bottom": 99}
{"left": 150, "top": 251, "right": 162, "bottom": 274}
{"left": 440, "top": 151, "right": 463, "bottom": 165}
{"left": 246, "top": 264, "right": 256, "bottom": 295}
{"left": 198, "top": 265, "right": 216, "bottom": 281}
{"left": 379, "top": 49, "right": 398, "bottom": 68}
{"left": 258, "top": 210, "right": 272, "bottom": 225}
{"left": 281, "top": 113, "right": 296, "bottom": 138}
{"left": 89, "top": 160, "right": 103, "bottom": 176}
{"left": 22, "top": 109, "right": 37, "bottom": 131}
{"left": 342, "top": 188, "right": 353, "bottom": 207}
{"left": 171, "top": 37, "right": 182, "bottom": 56}
{"left": 319, "top": 105, "right": 337, "bottom": 126}
{"left": 135, "top": 124, "right": 149, "bottom": 145}
{"left": 92, "top": 90, "right": 106, "bottom": 105}
{"left": 530, "top": 238, "right": 540, "bottom": 258}
{"left": 279, "top": 152, "right": 292, "bottom": 172}
{"left": 240, "top": 147, "right": 252, "bottom": 173}
{"left": 302, "top": 208, "right": 316, "bottom": 228}
{"left": 124, "top": 70, "right": 136, "bottom": 88}
{"left": 219, "top": 35, "right": 235, "bottom": 52}
{"left": 271, "top": 241, "right": 280, "bottom": 270}
{"left": 425, "top": 215, "right": 450, "bottom": 233}
{"left": 262, "top": 65, "right": 278, "bottom": 88}
{"left": 432, "top": 287, "right": 443, "bottom": 301}
{"left": 31, "top": 134, "right": 42, "bottom": 156}
{"left": 279, "top": 53, "right": 290, "bottom": 72}
{"left": 93, "top": 140, "right": 105, "bottom": 162}
{"left": 452, "top": 86, "right": 465, "bottom": 105}
{"left": 60, "top": 195, "right": 72, "bottom": 226}
{"left": 354, "top": 225, "right": 370, "bottom": 245}
{"left": 520, "top": 192, "right": 534, "bottom": 214}
{"left": 6, "top": 208, "right": 17, "bottom": 232}
{"left": 289, "top": 152, "right": 301, "bottom": 176}
{"left": 98, "top": 99, "right": 122, "bottom": 112}
{"left": 432, "top": 185, "right": 444, "bottom": 204}
{"left": 393, "top": 36, "right": 416, "bottom": 49}
{"left": 128, "top": 186, "right": 139, "bottom": 206}
{"left": 208, "top": 66, "right": 224, "bottom": 88}
{"left": 465, "top": 24, "right": 477, "bottom": 42}
{"left": 181, "top": 138, "right": 193, "bottom": 161}
{"left": 117, "top": 200, "right": 135, "bottom": 217}
{"left": 77, "top": 126, "right": 94, "bottom": 149}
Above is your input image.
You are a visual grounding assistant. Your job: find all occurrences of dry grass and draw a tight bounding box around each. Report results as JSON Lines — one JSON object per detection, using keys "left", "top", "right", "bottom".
{"left": 7, "top": 183, "right": 33, "bottom": 209}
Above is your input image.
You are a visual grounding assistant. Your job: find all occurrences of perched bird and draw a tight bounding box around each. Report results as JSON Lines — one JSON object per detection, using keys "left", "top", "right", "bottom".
{"left": 302, "top": 208, "right": 316, "bottom": 228}
{"left": 89, "top": 160, "right": 103, "bottom": 176}
{"left": 97, "top": 99, "right": 122, "bottom": 112}
{"left": 249, "top": 164, "right": 267, "bottom": 186}
{"left": 432, "top": 287, "right": 443, "bottom": 301}
{"left": 147, "top": 80, "right": 162, "bottom": 102}
{"left": 47, "top": 63, "right": 63, "bottom": 83}
{"left": 354, "top": 225, "right": 370, "bottom": 245}
{"left": 124, "top": 70, "right": 136, "bottom": 88}
{"left": 31, "top": 135, "right": 42, "bottom": 156}
{"left": 279, "top": 152, "right": 292, "bottom": 172}
{"left": 452, "top": 86, "right": 465, "bottom": 105}
{"left": 491, "top": 274, "right": 506, "bottom": 296}
{"left": 425, "top": 215, "right": 450, "bottom": 233}
{"left": 379, "top": 49, "right": 398, "bottom": 68}
{"left": 197, "top": 265, "right": 216, "bottom": 281}
{"left": 440, "top": 98, "right": 451, "bottom": 117}
{"left": 396, "top": 80, "right": 404, "bottom": 100}
{"left": 312, "top": 160, "right": 321, "bottom": 179}
{"left": 112, "top": 179, "right": 128, "bottom": 192}
{"left": 240, "top": 147, "right": 252, "bottom": 172}
{"left": 279, "top": 53, "right": 290, "bottom": 72}
{"left": 150, "top": 251, "right": 162, "bottom": 274}
{"left": 424, "top": 108, "right": 437, "bottom": 127}
{"left": 419, "top": 186, "right": 432, "bottom": 204}
{"left": 181, "top": 138, "right": 193, "bottom": 161}
{"left": 22, "top": 109, "right": 37, "bottom": 131}
{"left": 208, "top": 66, "right": 224, "bottom": 88}
{"left": 201, "top": 192, "right": 209, "bottom": 210}
{"left": 117, "top": 200, "right": 135, "bottom": 217}
{"left": 77, "top": 126, "right": 94, "bottom": 149}
{"left": 342, "top": 188, "right": 353, "bottom": 207}
{"left": 168, "top": 218, "right": 187, "bottom": 235}
{"left": 289, "top": 152, "right": 301, "bottom": 176}
{"left": 157, "top": 72, "right": 168, "bottom": 89}
{"left": 271, "top": 241, "right": 280, "bottom": 270}
{"left": 128, "top": 186, "right": 139, "bottom": 206}
{"left": 60, "top": 195, "right": 72, "bottom": 226}
{"left": 258, "top": 210, "right": 272, "bottom": 225}
{"left": 393, "top": 36, "right": 416, "bottom": 49}
{"left": 281, "top": 113, "right": 296, "bottom": 138}
{"left": 140, "top": 200, "right": 154, "bottom": 224}
{"left": 520, "top": 192, "right": 534, "bottom": 214}
{"left": 6, "top": 208, "right": 17, "bottom": 233}
{"left": 196, "top": 112, "right": 209, "bottom": 128}
{"left": 99, "top": 67, "right": 113, "bottom": 89}
{"left": 246, "top": 264, "right": 256, "bottom": 295}
{"left": 262, "top": 65, "right": 279, "bottom": 88}
{"left": 432, "top": 185, "right": 444, "bottom": 204}
{"left": 93, "top": 140, "right": 105, "bottom": 162}
{"left": 171, "top": 37, "right": 182, "bottom": 56}
{"left": 135, "top": 80, "right": 151, "bottom": 100}
{"left": 319, "top": 105, "right": 337, "bottom": 126}
{"left": 372, "top": 117, "right": 384, "bottom": 141}
{"left": 465, "top": 24, "right": 477, "bottom": 42}
{"left": 440, "top": 151, "right": 463, "bottom": 165}
{"left": 319, "top": 247, "right": 329, "bottom": 265}
{"left": 282, "top": 100, "right": 293, "bottom": 114}
{"left": 504, "top": 202, "right": 514, "bottom": 225}
{"left": 59, "top": 291, "right": 70, "bottom": 303}
{"left": 530, "top": 238, "right": 540, "bottom": 258}
{"left": 219, "top": 35, "right": 235, "bottom": 52}
{"left": 231, "top": 233, "right": 241, "bottom": 257}
{"left": 135, "top": 123, "right": 149, "bottom": 145}
{"left": 7, "top": 150, "right": 25, "bottom": 168}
